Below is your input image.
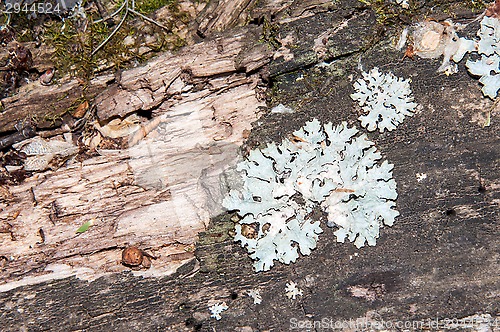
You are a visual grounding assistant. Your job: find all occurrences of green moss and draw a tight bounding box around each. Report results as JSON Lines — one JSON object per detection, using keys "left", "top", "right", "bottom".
{"left": 360, "top": 0, "right": 488, "bottom": 26}
{"left": 41, "top": 110, "right": 64, "bottom": 127}
{"left": 133, "top": 0, "right": 191, "bottom": 25}
{"left": 2, "top": 0, "right": 193, "bottom": 83}
{"left": 135, "top": 0, "right": 177, "bottom": 14}
{"left": 259, "top": 17, "right": 281, "bottom": 49}
{"left": 2, "top": 13, "right": 34, "bottom": 42}
{"left": 464, "top": 0, "right": 487, "bottom": 11}
{"left": 197, "top": 214, "right": 234, "bottom": 246}
{"left": 41, "top": 1, "right": 190, "bottom": 80}
{"left": 88, "top": 21, "right": 143, "bottom": 70}
{"left": 43, "top": 16, "right": 128, "bottom": 79}
{"left": 196, "top": 213, "right": 239, "bottom": 273}
{"left": 358, "top": 0, "right": 407, "bottom": 26}
{"left": 44, "top": 17, "right": 131, "bottom": 79}
{"left": 65, "top": 95, "right": 88, "bottom": 113}
{"left": 44, "top": 19, "right": 95, "bottom": 80}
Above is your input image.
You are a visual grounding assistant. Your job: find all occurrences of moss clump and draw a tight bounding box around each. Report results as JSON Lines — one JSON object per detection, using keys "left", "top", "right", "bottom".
{"left": 2, "top": 0, "right": 193, "bottom": 83}
{"left": 44, "top": 19, "right": 95, "bottom": 80}
{"left": 40, "top": 0, "right": 190, "bottom": 81}
{"left": 197, "top": 214, "right": 234, "bottom": 246}
{"left": 134, "top": 0, "right": 176, "bottom": 15}
{"left": 358, "top": 0, "right": 409, "bottom": 25}
{"left": 43, "top": 12, "right": 135, "bottom": 80}
{"left": 359, "top": 0, "right": 488, "bottom": 27}
{"left": 259, "top": 17, "right": 281, "bottom": 49}
{"left": 464, "top": 0, "right": 487, "bottom": 11}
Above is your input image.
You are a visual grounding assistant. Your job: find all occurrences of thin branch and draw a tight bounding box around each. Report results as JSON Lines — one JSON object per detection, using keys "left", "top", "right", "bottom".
{"left": 92, "top": 8, "right": 128, "bottom": 56}
{"left": 129, "top": 8, "right": 171, "bottom": 32}
{"left": 1, "top": 13, "right": 11, "bottom": 27}
{"left": 91, "top": 0, "right": 172, "bottom": 56}
{"left": 93, "top": 0, "right": 127, "bottom": 24}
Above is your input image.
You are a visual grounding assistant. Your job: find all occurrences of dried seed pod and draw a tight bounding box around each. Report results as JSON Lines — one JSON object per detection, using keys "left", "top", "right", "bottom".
{"left": 121, "top": 246, "right": 143, "bottom": 266}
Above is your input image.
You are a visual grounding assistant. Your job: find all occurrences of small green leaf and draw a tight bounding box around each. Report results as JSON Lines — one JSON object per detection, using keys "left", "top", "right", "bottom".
{"left": 76, "top": 220, "right": 93, "bottom": 234}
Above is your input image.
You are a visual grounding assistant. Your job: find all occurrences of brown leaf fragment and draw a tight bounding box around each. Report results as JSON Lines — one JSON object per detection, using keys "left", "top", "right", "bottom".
{"left": 72, "top": 100, "right": 89, "bottom": 119}
{"left": 11, "top": 210, "right": 20, "bottom": 220}
{"left": 142, "top": 256, "right": 152, "bottom": 269}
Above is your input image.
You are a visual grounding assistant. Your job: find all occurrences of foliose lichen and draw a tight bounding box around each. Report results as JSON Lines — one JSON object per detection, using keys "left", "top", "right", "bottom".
{"left": 466, "top": 15, "right": 500, "bottom": 98}
{"left": 223, "top": 119, "right": 399, "bottom": 272}
{"left": 350, "top": 67, "right": 417, "bottom": 133}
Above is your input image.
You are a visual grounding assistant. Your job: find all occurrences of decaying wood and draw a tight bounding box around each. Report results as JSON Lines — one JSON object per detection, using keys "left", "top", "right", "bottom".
{"left": 94, "top": 26, "right": 271, "bottom": 121}
{"left": 0, "top": 25, "right": 270, "bottom": 291}
{"left": 194, "top": 0, "right": 254, "bottom": 36}
{"left": 0, "top": 0, "right": 499, "bottom": 331}
{"left": 0, "top": 0, "right": 264, "bottom": 134}
{"left": 0, "top": 76, "right": 95, "bottom": 133}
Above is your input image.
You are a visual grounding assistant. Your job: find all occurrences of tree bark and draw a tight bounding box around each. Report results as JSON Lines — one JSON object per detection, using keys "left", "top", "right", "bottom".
{"left": 0, "top": 0, "right": 499, "bottom": 331}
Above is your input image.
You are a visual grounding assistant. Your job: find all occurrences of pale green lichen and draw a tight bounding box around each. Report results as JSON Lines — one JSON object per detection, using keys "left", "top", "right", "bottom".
{"left": 351, "top": 67, "right": 417, "bottom": 132}
{"left": 466, "top": 15, "right": 500, "bottom": 98}
{"left": 223, "top": 119, "right": 399, "bottom": 272}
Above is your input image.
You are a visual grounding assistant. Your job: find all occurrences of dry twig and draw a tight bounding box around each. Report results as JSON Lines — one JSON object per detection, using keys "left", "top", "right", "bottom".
{"left": 92, "top": 0, "right": 171, "bottom": 56}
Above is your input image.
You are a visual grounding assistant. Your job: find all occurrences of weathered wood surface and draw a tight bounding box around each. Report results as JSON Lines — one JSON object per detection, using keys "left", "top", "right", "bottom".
{"left": 94, "top": 26, "right": 270, "bottom": 121}
{"left": 0, "top": 24, "right": 268, "bottom": 290}
{"left": 0, "top": 0, "right": 261, "bottom": 133}
{"left": 1, "top": 0, "right": 499, "bottom": 331}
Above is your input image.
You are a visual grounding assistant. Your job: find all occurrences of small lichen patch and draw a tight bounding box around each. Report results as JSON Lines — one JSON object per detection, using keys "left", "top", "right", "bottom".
{"left": 209, "top": 302, "right": 228, "bottom": 320}
{"left": 466, "top": 15, "right": 500, "bottom": 98}
{"left": 246, "top": 288, "right": 262, "bottom": 304}
{"left": 285, "top": 281, "right": 303, "bottom": 300}
{"left": 350, "top": 67, "right": 417, "bottom": 132}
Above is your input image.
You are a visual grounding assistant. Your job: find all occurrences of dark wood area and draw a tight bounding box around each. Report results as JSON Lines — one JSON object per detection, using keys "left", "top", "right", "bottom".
{"left": 0, "top": 0, "right": 498, "bottom": 331}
